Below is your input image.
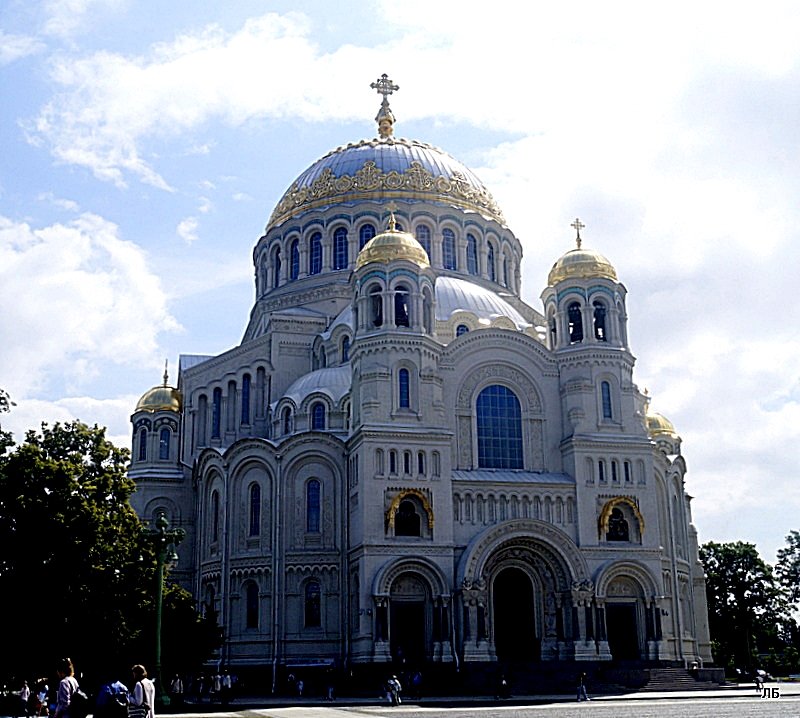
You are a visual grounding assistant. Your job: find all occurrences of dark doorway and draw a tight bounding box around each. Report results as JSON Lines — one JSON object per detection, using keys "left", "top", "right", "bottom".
{"left": 493, "top": 567, "right": 539, "bottom": 661}
{"left": 606, "top": 603, "right": 640, "bottom": 660}
{"left": 390, "top": 601, "right": 426, "bottom": 664}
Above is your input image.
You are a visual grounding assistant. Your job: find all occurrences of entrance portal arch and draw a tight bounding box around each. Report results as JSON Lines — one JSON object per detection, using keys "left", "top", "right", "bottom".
{"left": 493, "top": 566, "right": 541, "bottom": 661}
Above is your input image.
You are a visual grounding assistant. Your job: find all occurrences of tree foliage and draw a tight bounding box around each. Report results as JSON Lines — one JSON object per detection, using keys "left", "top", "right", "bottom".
{"left": 700, "top": 540, "right": 795, "bottom": 673}
{"left": 0, "top": 417, "right": 219, "bottom": 685}
{"left": 776, "top": 530, "right": 800, "bottom": 604}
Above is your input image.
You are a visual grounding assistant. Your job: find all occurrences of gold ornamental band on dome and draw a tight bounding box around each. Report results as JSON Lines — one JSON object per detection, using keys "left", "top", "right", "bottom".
{"left": 267, "top": 153, "right": 506, "bottom": 230}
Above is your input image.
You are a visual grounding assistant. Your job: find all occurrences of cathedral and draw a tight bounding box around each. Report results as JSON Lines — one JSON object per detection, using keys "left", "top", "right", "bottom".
{"left": 129, "top": 75, "right": 713, "bottom": 688}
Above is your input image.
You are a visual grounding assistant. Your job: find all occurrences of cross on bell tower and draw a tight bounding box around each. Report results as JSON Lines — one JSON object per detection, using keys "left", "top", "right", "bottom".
{"left": 371, "top": 73, "right": 399, "bottom": 138}
{"left": 571, "top": 218, "right": 585, "bottom": 248}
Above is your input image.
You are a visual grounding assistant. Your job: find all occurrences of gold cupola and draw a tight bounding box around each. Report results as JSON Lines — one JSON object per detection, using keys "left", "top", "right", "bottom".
{"left": 547, "top": 218, "right": 617, "bottom": 285}
{"left": 135, "top": 364, "right": 182, "bottom": 413}
{"left": 646, "top": 410, "right": 679, "bottom": 440}
{"left": 355, "top": 212, "right": 430, "bottom": 270}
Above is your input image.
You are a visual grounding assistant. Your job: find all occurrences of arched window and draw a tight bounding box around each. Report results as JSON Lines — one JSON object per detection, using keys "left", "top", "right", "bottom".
{"left": 389, "top": 450, "right": 397, "bottom": 474}
{"left": 476, "top": 384, "right": 523, "bottom": 469}
{"left": 211, "top": 388, "right": 222, "bottom": 439}
{"left": 289, "top": 239, "right": 300, "bottom": 280}
{"left": 416, "top": 224, "right": 431, "bottom": 258}
{"left": 311, "top": 402, "right": 325, "bottom": 430}
{"left": 487, "top": 244, "right": 496, "bottom": 281}
{"left": 359, "top": 223, "right": 376, "bottom": 250}
{"left": 417, "top": 451, "right": 425, "bottom": 475}
{"left": 568, "top": 302, "right": 584, "bottom": 343}
{"left": 398, "top": 368, "right": 410, "bottom": 408}
{"left": 198, "top": 394, "right": 208, "bottom": 445}
{"left": 548, "top": 312, "right": 557, "bottom": 347}
{"left": 394, "top": 285, "right": 410, "bottom": 327}
{"left": 593, "top": 301, "right": 607, "bottom": 341}
{"left": 319, "top": 346, "right": 327, "bottom": 369}
{"left": 624, "top": 460, "right": 632, "bottom": 483}
{"left": 159, "top": 427, "right": 170, "bottom": 460}
{"left": 442, "top": 228, "right": 457, "bottom": 270}
{"left": 598, "top": 459, "right": 607, "bottom": 482}
{"left": 306, "top": 479, "right": 321, "bottom": 533}
{"left": 606, "top": 508, "right": 630, "bottom": 541}
{"left": 404, "top": 450, "right": 412, "bottom": 474}
{"left": 341, "top": 336, "right": 350, "bottom": 362}
{"left": 249, "top": 483, "right": 261, "bottom": 537}
{"left": 309, "top": 232, "right": 322, "bottom": 275}
{"left": 138, "top": 427, "right": 147, "bottom": 462}
{"left": 396, "top": 499, "right": 421, "bottom": 537}
{"left": 466, "top": 233, "right": 478, "bottom": 275}
{"left": 503, "top": 257, "right": 509, "bottom": 287}
{"left": 370, "top": 286, "right": 383, "bottom": 327}
{"left": 211, "top": 490, "right": 220, "bottom": 542}
{"left": 305, "top": 581, "right": 321, "bottom": 627}
{"left": 272, "top": 247, "right": 281, "bottom": 288}
{"left": 241, "top": 373, "right": 251, "bottom": 425}
{"left": 376, "top": 448, "right": 385, "bottom": 474}
{"left": 456, "top": 324, "right": 470, "bottom": 337}
{"left": 246, "top": 581, "right": 259, "bottom": 628}
{"left": 601, "top": 381, "right": 613, "bottom": 419}
{"left": 333, "top": 227, "right": 348, "bottom": 270}
{"left": 422, "top": 287, "right": 433, "bottom": 334}
{"left": 282, "top": 406, "right": 292, "bottom": 435}
{"left": 226, "top": 379, "right": 237, "bottom": 432}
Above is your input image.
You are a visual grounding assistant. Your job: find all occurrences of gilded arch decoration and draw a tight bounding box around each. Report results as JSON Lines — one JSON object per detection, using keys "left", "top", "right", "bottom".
{"left": 598, "top": 496, "right": 645, "bottom": 538}
{"left": 385, "top": 488, "right": 434, "bottom": 530}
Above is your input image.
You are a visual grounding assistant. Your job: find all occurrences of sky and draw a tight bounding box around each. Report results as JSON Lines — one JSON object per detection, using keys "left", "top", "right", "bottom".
{"left": 1, "top": 0, "right": 799, "bottom": 565}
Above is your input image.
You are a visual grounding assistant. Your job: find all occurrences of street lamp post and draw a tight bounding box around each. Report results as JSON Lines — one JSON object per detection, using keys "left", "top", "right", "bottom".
{"left": 145, "top": 512, "right": 185, "bottom": 708}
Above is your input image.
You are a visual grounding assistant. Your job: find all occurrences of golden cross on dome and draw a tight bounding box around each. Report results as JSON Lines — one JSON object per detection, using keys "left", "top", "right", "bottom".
{"left": 371, "top": 73, "right": 399, "bottom": 101}
{"left": 371, "top": 73, "right": 399, "bottom": 138}
{"left": 571, "top": 218, "right": 585, "bottom": 248}
{"left": 163, "top": 359, "right": 169, "bottom": 386}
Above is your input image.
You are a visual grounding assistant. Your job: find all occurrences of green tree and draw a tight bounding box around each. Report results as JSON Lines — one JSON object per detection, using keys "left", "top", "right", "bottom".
{"left": 0, "top": 417, "right": 220, "bottom": 684}
{"left": 776, "top": 530, "right": 800, "bottom": 604}
{"left": 700, "top": 541, "right": 789, "bottom": 673}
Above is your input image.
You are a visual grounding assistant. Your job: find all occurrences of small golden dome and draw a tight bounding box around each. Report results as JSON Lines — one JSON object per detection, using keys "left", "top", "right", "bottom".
{"left": 646, "top": 411, "right": 678, "bottom": 439}
{"left": 548, "top": 245, "right": 618, "bottom": 285}
{"left": 355, "top": 213, "right": 430, "bottom": 270}
{"left": 136, "top": 365, "right": 182, "bottom": 413}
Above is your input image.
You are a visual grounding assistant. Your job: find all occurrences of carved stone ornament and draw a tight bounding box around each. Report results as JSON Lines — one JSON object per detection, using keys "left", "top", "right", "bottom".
{"left": 571, "top": 579, "right": 595, "bottom": 605}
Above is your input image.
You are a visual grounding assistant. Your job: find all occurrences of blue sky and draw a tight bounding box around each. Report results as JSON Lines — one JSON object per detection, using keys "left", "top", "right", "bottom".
{"left": 2, "top": 0, "right": 799, "bottom": 565}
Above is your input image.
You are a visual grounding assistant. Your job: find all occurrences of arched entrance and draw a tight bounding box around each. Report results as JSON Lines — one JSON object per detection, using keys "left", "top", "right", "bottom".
{"left": 605, "top": 576, "right": 644, "bottom": 661}
{"left": 389, "top": 573, "right": 429, "bottom": 665}
{"left": 493, "top": 567, "right": 540, "bottom": 661}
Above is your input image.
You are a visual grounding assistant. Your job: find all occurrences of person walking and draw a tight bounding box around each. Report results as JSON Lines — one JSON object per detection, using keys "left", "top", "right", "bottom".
{"left": 576, "top": 671, "right": 590, "bottom": 701}
{"left": 130, "top": 665, "right": 155, "bottom": 718}
{"left": 169, "top": 675, "right": 183, "bottom": 708}
{"left": 19, "top": 681, "right": 31, "bottom": 718}
{"left": 53, "top": 658, "right": 79, "bottom": 718}
{"left": 386, "top": 675, "right": 402, "bottom": 706}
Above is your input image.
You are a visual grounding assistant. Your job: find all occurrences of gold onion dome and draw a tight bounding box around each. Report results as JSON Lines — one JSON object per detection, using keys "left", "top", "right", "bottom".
{"left": 547, "top": 219, "right": 617, "bottom": 285}
{"left": 136, "top": 365, "right": 182, "bottom": 413}
{"left": 646, "top": 410, "right": 679, "bottom": 439}
{"left": 355, "top": 213, "right": 430, "bottom": 270}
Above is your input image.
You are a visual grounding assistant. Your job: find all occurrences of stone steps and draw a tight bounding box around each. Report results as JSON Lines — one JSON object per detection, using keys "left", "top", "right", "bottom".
{"left": 639, "top": 668, "right": 719, "bottom": 691}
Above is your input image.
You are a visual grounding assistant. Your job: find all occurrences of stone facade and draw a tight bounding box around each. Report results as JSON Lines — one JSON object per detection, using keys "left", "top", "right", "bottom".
{"left": 129, "top": 117, "right": 712, "bottom": 680}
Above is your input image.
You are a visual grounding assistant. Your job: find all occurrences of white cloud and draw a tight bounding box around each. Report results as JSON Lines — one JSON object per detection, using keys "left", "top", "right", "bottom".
{"left": 177, "top": 216, "right": 199, "bottom": 243}
{"left": 42, "top": 0, "right": 127, "bottom": 39}
{"left": 1, "top": 395, "right": 135, "bottom": 451}
{"left": 0, "top": 213, "right": 180, "bottom": 400}
{"left": 0, "top": 31, "right": 45, "bottom": 65}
